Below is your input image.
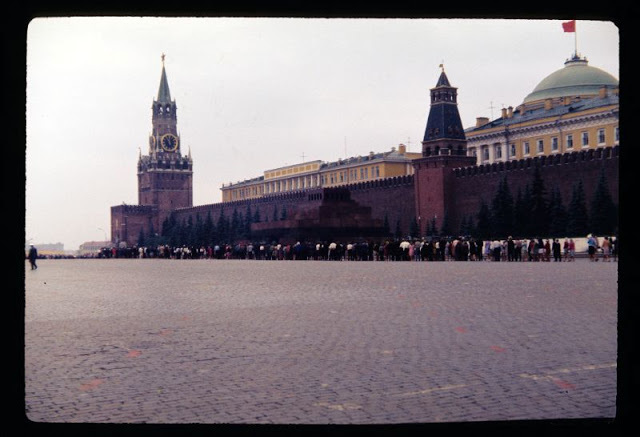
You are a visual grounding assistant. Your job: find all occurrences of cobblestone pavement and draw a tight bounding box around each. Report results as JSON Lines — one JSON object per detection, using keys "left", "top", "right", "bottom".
{"left": 24, "top": 259, "right": 618, "bottom": 425}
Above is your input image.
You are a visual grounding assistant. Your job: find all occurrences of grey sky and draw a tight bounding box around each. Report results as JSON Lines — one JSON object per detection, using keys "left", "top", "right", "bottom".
{"left": 25, "top": 17, "right": 619, "bottom": 250}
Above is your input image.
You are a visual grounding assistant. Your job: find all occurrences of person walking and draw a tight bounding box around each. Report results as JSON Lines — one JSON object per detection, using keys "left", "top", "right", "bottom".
{"left": 601, "top": 236, "right": 611, "bottom": 262}
{"left": 569, "top": 238, "right": 576, "bottom": 262}
{"left": 587, "top": 234, "right": 598, "bottom": 262}
{"left": 28, "top": 245, "right": 38, "bottom": 270}
{"left": 552, "top": 239, "right": 562, "bottom": 262}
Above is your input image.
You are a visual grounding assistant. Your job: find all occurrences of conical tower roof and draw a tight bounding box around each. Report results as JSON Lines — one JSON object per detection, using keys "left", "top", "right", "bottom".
{"left": 156, "top": 56, "right": 172, "bottom": 103}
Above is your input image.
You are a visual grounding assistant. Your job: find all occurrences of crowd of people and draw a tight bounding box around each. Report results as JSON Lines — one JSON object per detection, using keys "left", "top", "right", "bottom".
{"left": 95, "top": 234, "right": 617, "bottom": 262}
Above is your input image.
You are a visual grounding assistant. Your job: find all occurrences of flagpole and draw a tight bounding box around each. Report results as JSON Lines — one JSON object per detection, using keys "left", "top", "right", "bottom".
{"left": 574, "top": 20, "right": 578, "bottom": 57}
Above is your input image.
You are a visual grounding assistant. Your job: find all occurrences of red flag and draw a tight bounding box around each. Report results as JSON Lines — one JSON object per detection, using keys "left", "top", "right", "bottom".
{"left": 562, "top": 20, "right": 576, "bottom": 32}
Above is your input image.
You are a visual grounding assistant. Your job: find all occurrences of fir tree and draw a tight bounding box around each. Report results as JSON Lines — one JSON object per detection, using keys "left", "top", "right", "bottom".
{"left": 440, "top": 211, "right": 452, "bottom": 237}
{"left": 548, "top": 185, "right": 567, "bottom": 238}
{"left": 476, "top": 200, "right": 491, "bottom": 240}
{"left": 409, "top": 217, "right": 419, "bottom": 239}
{"left": 137, "top": 227, "right": 145, "bottom": 246}
{"left": 566, "top": 180, "right": 589, "bottom": 237}
{"left": 244, "top": 204, "right": 253, "bottom": 240}
{"left": 490, "top": 176, "right": 514, "bottom": 238}
{"left": 204, "top": 211, "right": 215, "bottom": 246}
{"left": 394, "top": 220, "right": 402, "bottom": 240}
{"left": 230, "top": 208, "right": 241, "bottom": 242}
{"left": 530, "top": 166, "right": 549, "bottom": 236}
{"left": 217, "top": 209, "right": 228, "bottom": 243}
{"left": 383, "top": 214, "right": 391, "bottom": 236}
{"left": 428, "top": 217, "right": 437, "bottom": 237}
{"left": 589, "top": 168, "right": 617, "bottom": 235}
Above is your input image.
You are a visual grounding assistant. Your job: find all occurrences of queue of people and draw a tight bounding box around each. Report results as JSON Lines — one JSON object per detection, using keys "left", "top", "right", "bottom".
{"left": 95, "top": 234, "right": 617, "bottom": 262}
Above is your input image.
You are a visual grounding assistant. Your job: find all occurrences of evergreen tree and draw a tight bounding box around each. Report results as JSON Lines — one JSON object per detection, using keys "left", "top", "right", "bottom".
{"left": 272, "top": 205, "right": 279, "bottom": 222}
{"left": 589, "top": 169, "right": 617, "bottom": 235}
{"left": 185, "top": 215, "right": 195, "bottom": 246}
{"left": 217, "top": 209, "right": 228, "bottom": 243}
{"left": 230, "top": 208, "right": 241, "bottom": 243}
{"left": 137, "top": 227, "right": 145, "bottom": 246}
{"left": 530, "top": 166, "right": 549, "bottom": 236}
{"left": 409, "top": 217, "right": 419, "bottom": 239}
{"left": 428, "top": 217, "right": 437, "bottom": 237}
{"left": 383, "top": 214, "right": 391, "bottom": 236}
{"left": 253, "top": 208, "right": 261, "bottom": 224}
{"left": 548, "top": 185, "right": 567, "bottom": 238}
{"left": 513, "top": 186, "right": 530, "bottom": 238}
{"left": 204, "top": 211, "right": 215, "bottom": 246}
{"left": 566, "top": 180, "right": 589, "bottom": 237}
{"left": 490, "top": 176, "right": 514, "bottom": 238}
{"left": 476, "top": 200, "right": 491, "bottom": 240}
{"left": 244, "top": 204, "right": 253, "bottom": 240}
{"left": 439, "top": 211, "right": 452, "bottom": 237}
{"left": 194, "top": 214, "right": 204, "bottom": 246}
{"left": 394, "top": 220, "right": 402, "bottom": 240}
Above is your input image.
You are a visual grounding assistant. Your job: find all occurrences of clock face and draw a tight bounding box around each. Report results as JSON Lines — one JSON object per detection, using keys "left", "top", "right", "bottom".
{"left": 161, "top": 134, "right": 178, "bottom": 152}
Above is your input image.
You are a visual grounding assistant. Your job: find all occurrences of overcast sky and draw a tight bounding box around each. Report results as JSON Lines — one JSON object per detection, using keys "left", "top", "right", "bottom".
{"left": 25, "top": 17, "right": 619, "bottom": 250}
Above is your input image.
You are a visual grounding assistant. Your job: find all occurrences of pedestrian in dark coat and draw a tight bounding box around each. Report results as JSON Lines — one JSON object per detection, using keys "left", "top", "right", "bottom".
{"left": 552, "top": 239, "right": 562, "bottom": 262}
{"left": 28, "top": 245, "right": 38, "bottom": 270}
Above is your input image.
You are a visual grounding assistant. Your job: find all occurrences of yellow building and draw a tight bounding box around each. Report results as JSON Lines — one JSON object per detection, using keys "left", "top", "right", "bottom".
{"left": 221, "top": 144, "right": 421, "bottom": 202}
{"left": 466, "top": 54, "right": 619, "bottom": 164}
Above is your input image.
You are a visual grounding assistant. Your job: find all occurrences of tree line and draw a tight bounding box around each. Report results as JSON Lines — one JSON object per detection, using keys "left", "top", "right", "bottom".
{"left": 453, "top": 167, "right": 617, "bottom": 240}
{"left": 138, "top": 167, "right": 617, "bottom": 248}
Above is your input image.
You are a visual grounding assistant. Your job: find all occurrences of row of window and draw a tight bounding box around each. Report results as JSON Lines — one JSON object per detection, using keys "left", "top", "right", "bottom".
{"left": 228, "top": 165, "right": 385, "bottom": 200}
{"left": 473, "top": 127, "right": 619, "bottom": 161}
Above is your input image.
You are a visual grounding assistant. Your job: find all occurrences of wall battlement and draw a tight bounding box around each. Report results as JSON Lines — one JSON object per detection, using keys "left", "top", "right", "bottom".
{"left": 454, "top": 146, "right": 619, "bottom": 178}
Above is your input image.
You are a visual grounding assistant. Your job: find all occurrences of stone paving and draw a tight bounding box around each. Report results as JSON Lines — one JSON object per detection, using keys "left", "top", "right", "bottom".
{"left": 24, "top": 259, "right": 618, "bottom": 424}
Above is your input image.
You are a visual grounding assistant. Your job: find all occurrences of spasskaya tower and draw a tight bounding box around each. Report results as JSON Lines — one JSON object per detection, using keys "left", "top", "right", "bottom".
{"left": 111, "top": 55, "right": 193, "bottom": 246}
{"left": 138, "top": 54, "right": 193, "bottom": 212}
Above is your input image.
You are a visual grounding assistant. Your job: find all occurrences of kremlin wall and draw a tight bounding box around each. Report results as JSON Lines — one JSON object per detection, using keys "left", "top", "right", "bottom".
{"left": 111, "top": 53, "right": 619, "bottom": 246}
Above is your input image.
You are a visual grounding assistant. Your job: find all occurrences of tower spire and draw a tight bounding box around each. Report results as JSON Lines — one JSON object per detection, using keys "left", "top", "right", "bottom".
{"left": 157, "top": 54, "right": 172, "bottom": 103}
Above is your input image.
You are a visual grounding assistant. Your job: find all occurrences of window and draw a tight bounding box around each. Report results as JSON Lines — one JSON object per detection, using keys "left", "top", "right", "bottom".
{"left": 581, "top": 131, "right": 589, "bottom": 147}
{"left": 566, "top": 134, "right": 574, "bottom": 149}
{"left": 523, "top": 142, "right": 530, "bottom": 156}
{"left": 615, "top": 126, "right": 619, "bottom": 143}
{"left": 482, "top": 146, "right": 490, "bottom": 161}
{"left": 598, "top": 128, "right": 606, "bottom": 145}
{"left": 494, "top": 145, "right": 502, "bottom": 160}
{"left": 376, "top": 166, "right": 380, "bottom": 177}
{"left": 536, "top": 139, "right": 544, "bottom": 154}
{"left": 509, "top": 144, "right": 516, "bottom": 157}
{"left": 551, "top": 137, "right": 559, "bottom": 152}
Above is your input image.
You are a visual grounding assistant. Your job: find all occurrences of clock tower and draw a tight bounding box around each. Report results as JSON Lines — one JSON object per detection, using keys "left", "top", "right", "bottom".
{"left": 138, "top": 54, "right": 193, "bottom": 219}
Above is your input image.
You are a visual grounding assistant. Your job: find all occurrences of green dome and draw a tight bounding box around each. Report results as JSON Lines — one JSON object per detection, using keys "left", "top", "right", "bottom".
{"left": 523, "top": 56, "right": 618, "bottom": 104}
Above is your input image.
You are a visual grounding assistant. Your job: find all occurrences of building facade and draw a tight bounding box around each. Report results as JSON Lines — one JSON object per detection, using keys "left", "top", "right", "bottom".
{"left": 221, "top": 145, "right": 420, "bottom": 203}
{"left": 110, "top": 53, "right": 619, "bottom": 247}
{"left": 466, "top": 55, "right": 619, "bottom": 165}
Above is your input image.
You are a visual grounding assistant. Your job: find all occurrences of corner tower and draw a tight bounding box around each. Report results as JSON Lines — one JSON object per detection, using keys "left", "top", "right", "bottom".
{"left": 413, "top": 66, "right": 475, "bottom": 237}
{"left": 138, "top": 55, "right": 193, "bottom": 214}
